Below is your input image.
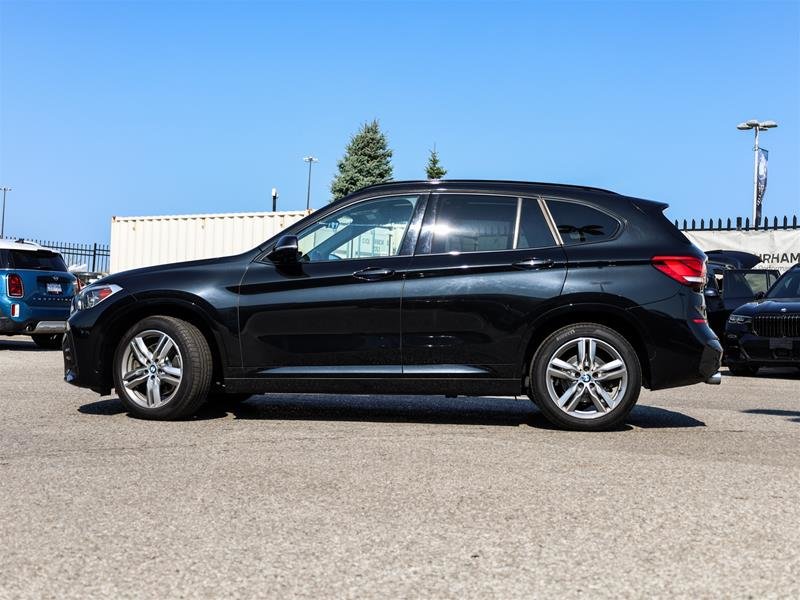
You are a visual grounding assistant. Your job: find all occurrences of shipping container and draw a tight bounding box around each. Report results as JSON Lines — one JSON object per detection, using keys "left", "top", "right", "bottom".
{"left": 110, "top": 210, "right": 311, "bottom": 273}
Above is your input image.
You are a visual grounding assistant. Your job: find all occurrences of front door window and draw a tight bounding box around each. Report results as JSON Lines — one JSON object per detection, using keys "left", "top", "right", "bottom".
{"left": 297, "top": 195, "right": 419, "bottom": 262}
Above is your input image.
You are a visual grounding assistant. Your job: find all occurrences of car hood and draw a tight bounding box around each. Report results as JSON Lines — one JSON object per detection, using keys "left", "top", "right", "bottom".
{"left": 705, "top": 250, "right": 762, "bottom": 269}
{"left": 97, "top": 253, "right": 252, "bottom": 285}
{"left": 735, "top": 299, "right": 800, "bottom": 316}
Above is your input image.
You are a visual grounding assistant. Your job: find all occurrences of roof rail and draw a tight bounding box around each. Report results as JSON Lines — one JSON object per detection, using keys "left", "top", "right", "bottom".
{"left": 358, "top": 179, "right": 619, "bottom": 195}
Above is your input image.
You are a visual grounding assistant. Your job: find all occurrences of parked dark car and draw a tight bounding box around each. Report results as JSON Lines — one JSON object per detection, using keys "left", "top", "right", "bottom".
{"left": 724, "top": 263, "right": 800, "bottom": 375}
{"left": 63, "top": 180, "right": 722, "bottom": 431}
{"left": 704, "top": 251, "right": 780, "bottom": 338}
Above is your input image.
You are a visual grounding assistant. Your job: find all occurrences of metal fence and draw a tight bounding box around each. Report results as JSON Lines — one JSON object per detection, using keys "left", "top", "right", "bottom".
{"left": 674, "top": 214, "right": 799, "bottom": 231}
{"left": 16, "top": 238, "right": 111, "bottom": 273}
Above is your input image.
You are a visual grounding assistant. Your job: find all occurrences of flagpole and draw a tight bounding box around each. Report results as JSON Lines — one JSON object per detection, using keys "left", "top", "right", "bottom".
{"left": 737, "top": 119, "right": 776, "bottom": 224}
{"left": 752, "top": 126, "right": 759, "bottom": 224}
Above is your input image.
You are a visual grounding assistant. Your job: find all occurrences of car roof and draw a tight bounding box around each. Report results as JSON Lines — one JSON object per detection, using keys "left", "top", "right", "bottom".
{"left": 0, "top": 239, "right": 60, "bottom": 254}
{"left": 339, "top": 179, "right": 668, "bottom": 213}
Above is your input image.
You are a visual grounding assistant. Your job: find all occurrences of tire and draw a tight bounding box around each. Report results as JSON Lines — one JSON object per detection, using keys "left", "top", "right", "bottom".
{"left": 530, "top": 323, "right": 642, "bottom": 431}
{"left": 113, "top": 316, "right": 212, "bottom": 420}
{"left": 728, "top": 364, "right": 759, "bottom": 376}
{"left": 31, "top": 333, "right": 64, "bottom": 350}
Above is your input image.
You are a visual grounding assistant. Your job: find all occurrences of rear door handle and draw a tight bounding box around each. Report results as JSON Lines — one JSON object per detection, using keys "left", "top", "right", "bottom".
{"left": 512, "top": 258, "right": 555, "bottom": 270}
{"left": 353, "top": 267, "right": 395, "bottom": 281}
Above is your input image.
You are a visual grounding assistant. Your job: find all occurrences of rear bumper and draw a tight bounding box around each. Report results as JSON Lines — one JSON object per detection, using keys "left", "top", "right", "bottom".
{"left": 0, "top": 316, "right": 67, "bottom": 335}
{"left": 645, "top": 322, "right": 723, "bottom": 390}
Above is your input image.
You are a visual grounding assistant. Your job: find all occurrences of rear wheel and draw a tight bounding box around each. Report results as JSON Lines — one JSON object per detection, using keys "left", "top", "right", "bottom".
{"left": 31, "top": 334, "right": 64, "bottom": 350}
{"left": 530, "top": 323, "right": 641, "bottom": 431}
{"left": 113, "top": 316, "right": 212, "bottom": 420}
{"left": 728, "top": 364, "right": 759, "bottom": 376}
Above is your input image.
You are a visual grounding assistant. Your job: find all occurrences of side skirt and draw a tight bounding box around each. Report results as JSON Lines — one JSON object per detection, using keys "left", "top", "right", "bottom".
{"left": 222, "top": 377, "right": 523, "bottom": 397}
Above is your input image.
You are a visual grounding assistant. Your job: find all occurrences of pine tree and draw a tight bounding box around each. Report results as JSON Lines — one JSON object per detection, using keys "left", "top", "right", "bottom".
{"left": 330, "top": 120, "right": 393, "bottom": 202}
{"left": 425, "top": 145, "right": 447, "bottom": 180}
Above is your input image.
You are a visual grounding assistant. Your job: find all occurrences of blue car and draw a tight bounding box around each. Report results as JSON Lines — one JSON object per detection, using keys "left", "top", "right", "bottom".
{"left": 1, "top": 239, "right": 78, "bottom": 348}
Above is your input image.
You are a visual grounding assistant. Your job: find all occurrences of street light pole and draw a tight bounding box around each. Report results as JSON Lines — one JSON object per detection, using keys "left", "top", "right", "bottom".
{"left": 737, "top": 119, "right": 777, "bottom": 223}
{"left": 303, "top": 156, "right": 318, "bottom": 211}
{"left": 0, "top": 187, "right": 11, "bottom": 239}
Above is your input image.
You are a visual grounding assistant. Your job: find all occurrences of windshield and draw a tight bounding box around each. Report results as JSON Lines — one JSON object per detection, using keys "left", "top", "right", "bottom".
{"left": 2, "top": 249, "right": 68, "bottom": 271}
{"left": 766, "top": 270, "right": 800, "bottom": 299}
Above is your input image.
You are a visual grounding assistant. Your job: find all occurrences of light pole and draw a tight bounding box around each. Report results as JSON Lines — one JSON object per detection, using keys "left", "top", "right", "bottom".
{"left": 0, "top": 187, "right": 11, "bottom": 239}
{"left": 271, "top": 187, "right": 278, "bottom": 212}
{"left": 303, "top": 156, "right": 318, "bottom": 211}
{"left": 737, "top": 119, "right": 777, "bottom": 222}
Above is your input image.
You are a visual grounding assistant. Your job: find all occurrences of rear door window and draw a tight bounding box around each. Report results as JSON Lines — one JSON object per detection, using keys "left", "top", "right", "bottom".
{"left": 7, "top": 250, "right": 68, "bottom": 271}
{"left": 429, "top": 195, "right": 557, "bottom": 254}
{"left": 546, "top": 200, "right": 620, "bottom": 245}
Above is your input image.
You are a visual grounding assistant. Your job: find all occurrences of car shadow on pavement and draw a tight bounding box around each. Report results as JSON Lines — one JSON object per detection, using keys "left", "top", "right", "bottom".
{"left": 79, "top": 395, "right": 705, "bottom": 430}
{"left": 741, "top": 409, "right": 800, "bottom": 423}
{"left": 0, "top": 338, "right": 43, "bottom": 352}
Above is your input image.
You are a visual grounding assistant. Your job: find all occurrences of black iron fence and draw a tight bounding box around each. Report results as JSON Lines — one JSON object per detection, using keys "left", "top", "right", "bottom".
{"left": 16, "top": 238, "right": 110, "bottom": 273}
{"left": 675, "top": 214, "right": 799, "bottom": 231}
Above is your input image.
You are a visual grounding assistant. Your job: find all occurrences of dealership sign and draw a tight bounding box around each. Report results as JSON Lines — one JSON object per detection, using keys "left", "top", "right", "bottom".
{"left": 685, "top": 229, "right": 800, "bottom": 273}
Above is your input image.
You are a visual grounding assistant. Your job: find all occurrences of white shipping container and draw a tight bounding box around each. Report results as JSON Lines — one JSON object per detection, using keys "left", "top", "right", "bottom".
{"left": 110, "top": 210, "right": 311, "bottom": 273}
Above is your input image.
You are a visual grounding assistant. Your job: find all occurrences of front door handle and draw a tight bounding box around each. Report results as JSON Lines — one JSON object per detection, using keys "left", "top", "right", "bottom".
{"left": 512, "top": 258, "right": 555, "bottom": 270}
{"left": 353, "top": 267, "right": 395, "bottom": 281}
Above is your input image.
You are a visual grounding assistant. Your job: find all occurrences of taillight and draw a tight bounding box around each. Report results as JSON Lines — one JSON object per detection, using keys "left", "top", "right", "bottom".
{"left": 7, "top": 273, "right": 24, "bottom": 298}
{"left": 651, "top": 256, "right": 706, "bottom": 292}
{"left": 75, "top": 279, "right": 85, "bottom": 293}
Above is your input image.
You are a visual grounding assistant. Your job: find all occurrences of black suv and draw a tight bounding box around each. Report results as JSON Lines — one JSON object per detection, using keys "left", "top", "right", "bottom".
{"left": 64, "top": 180, "right": 722, "bottom": 430}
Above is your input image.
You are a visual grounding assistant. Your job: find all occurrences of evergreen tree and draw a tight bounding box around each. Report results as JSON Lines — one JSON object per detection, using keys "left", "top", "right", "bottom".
{"left": 425, "top": 145, "right": 447, "bottom": 180}
{"left": 330, "top": 120, "right": 393, "bottom": 201}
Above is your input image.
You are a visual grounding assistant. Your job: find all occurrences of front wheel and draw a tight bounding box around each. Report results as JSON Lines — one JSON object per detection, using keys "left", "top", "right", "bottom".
{"left": 530, "top": 323, "right": 642, "bottom": 431}
{"left": 113, "top": 316, "right": 212, "bottom": 420}
{"left": 31, "top": 333, "right": 64, "bottom": 349}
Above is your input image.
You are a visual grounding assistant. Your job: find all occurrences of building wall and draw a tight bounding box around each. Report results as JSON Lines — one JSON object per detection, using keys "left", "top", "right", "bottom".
{"left": 110, "top": 210, "right": 311, "bottom": 273}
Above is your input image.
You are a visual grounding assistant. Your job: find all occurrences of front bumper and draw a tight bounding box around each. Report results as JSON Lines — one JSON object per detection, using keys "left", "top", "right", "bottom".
{"left": 725, "top": 330, "right": 800, "bottom": 367}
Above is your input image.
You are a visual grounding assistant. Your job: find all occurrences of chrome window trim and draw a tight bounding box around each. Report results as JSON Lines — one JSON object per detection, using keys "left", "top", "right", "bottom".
{"left": 538, "top": 196, "right": 564, "bottom": 246}
{"left": 512, "top": 197, "right": 523, "bottom": 249}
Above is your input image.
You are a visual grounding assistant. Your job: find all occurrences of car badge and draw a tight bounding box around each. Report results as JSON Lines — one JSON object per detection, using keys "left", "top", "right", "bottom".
{"left": 780, "top": 307, "right": 787, "bottom": 313}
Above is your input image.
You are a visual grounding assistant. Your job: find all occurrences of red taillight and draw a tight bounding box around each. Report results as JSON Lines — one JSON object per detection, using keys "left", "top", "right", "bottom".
{"left": 651, "top": 256, "right": 707, "bottom": 292}
{"left": 96, "top": 287, "right": 113, "bottom": 301}
{"left": 7, "top": 273, "right": 24, "bottom": 298}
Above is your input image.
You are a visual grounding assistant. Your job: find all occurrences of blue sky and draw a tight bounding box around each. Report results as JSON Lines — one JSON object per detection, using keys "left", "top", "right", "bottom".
{"left": 1, "top": 0, "right": 798, "bottom": 244}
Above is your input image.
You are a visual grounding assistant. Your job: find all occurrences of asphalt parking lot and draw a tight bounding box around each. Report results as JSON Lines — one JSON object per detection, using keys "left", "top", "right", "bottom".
{"left": 1, "top": 337, "right": 799, "bottom": 599}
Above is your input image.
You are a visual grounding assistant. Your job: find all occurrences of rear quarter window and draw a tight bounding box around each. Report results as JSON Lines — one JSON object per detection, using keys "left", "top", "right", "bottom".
{"left": 546, "top": 200, "right": 620, "bottom": 245}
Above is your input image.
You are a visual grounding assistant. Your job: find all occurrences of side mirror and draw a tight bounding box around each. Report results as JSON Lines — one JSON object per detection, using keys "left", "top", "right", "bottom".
{"left": 267, "top": 235, "right": 299, "bottom": 263}
{"left": 754, "top": 290, "right": 766, "bottom": 300}
{"left": 704, "top": 288, "right": 719, "bottom": 298}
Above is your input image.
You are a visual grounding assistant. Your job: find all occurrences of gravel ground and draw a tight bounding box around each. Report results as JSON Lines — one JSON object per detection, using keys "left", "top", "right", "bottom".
{"left": 1, "top": 336, "right": 799, "bottom": 599}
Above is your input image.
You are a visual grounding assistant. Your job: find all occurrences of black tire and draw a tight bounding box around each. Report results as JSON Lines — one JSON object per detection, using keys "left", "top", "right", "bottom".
{"left": 530, "top": 323, "right": 642, "bottom": 431}
{"left": 31, "top": 334, "right": 64, "bottom": 350}
{"left": 113, "top": 316, "right": 213, "bottom": 420}
{"left": 728, "top": 364, "right": 759, "bottom": 376}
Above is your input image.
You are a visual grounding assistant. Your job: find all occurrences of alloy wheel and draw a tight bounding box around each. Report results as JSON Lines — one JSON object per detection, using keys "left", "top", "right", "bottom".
{"left": 544, "top": 336, "right": 628, "bottom": 419}
{"left": 119, "top": 330, "right": 183, "bottom": 409}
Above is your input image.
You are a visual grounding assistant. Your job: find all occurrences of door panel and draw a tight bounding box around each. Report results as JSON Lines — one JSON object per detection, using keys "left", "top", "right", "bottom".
{"left": 237, "top": 193, "right": 424, "bottom": 377}
{"left": 401, "top": 250, "right": 567, "bottom": 378}
{"left": 238, "top": 256, "right": 409, "bottom": 374}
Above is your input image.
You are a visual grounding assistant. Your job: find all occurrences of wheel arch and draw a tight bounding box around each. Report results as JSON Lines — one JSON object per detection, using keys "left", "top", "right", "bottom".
{"left": 519, "top": 303, "right": 652, "bottom": 390}
{"left": 96, "top": 297, "right": 230, "bottom": 392}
